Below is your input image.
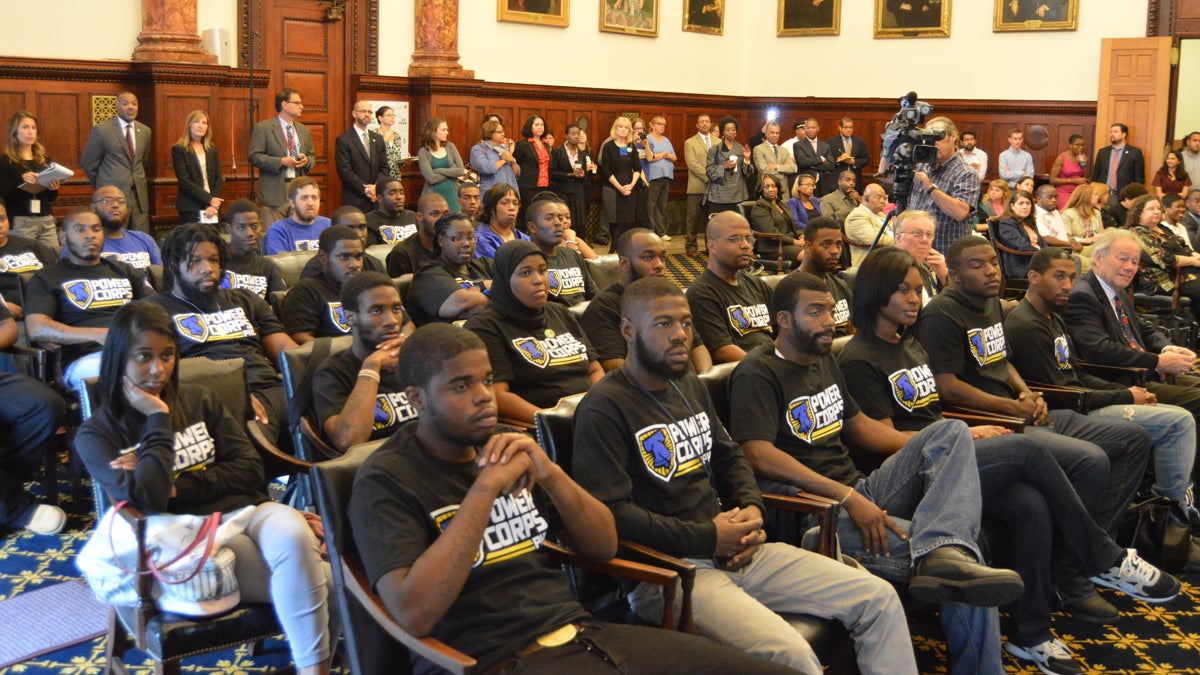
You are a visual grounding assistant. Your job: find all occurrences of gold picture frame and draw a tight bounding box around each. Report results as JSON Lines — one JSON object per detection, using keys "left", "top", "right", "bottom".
{"left": 683, "top": 0, "right": 723, "bottom": 35}
{"left": 874, "top": 0, "right": 951, "bottom": 38}
{"left": 778, "top": 0, "right": 841, "bottom": 37}
{"left": 993, "top": 0, "right": 1077, "bottom": 32}
{"left": 600, "top": 0, "right": 659, "bottom": 37}
{"left": 497, "top": 0, "right": 570, "bottom": 28}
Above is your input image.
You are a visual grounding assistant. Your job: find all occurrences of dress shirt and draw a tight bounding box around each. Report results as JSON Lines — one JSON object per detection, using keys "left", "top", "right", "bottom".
{"left": 1035, "top": 205, "right": 1069, "bottom": 241}
{"left": 907, "top": 153, "right": 981, "bottom": 255}
{"left": 999, "top": 148, "right": 1035, "bottom": 186}
{"left": 957, "top": 148, "right": 988, "bottom": 181}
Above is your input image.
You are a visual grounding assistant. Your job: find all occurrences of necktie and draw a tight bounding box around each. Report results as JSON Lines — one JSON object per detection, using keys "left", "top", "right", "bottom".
{"left": 703, "top": 134, "right": 711, "bottom": 150}
{"left": 124, "top": 123, "right": 135, "bottom": 162}
{"left": 361, "top": 131, "right": 371, "bottom": 161}
{"left": 1113, "top": 295, "right": 1144, "bottom": 351}
{"left": 1108, "top": 147, "right": 1121, "bottom": 190}
{"left": 286, "top": 125, "right": 297, "bottom": 157}
{"left": 773, "top": 144, "right": 780, "bottom": 165}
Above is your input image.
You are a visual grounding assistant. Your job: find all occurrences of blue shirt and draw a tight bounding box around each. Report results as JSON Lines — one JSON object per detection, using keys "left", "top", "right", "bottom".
{"left": 998, "top": 148, "right": 1035, "bottom": 186}
{"left": 62, "top": 229, "right": 161, "bottom": 270}
{"left": 264, "top": 216, "right": 332, "bottom": 255}
{"left": 469, "top": 142, "right": 520, "bottom": 197}
{"left": 473, "top": 223, "right": 529, "bottom": 260}
{"left": 646, "top": 136, "right": 676, "bottom": 181}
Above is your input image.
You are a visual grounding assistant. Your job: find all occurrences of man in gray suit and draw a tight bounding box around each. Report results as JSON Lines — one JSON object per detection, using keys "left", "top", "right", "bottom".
{"left": 81, "top": 92, "right": 151, "bottom": 233}
{"left": 249, "top": 88, "right": 315, "bottom": 227}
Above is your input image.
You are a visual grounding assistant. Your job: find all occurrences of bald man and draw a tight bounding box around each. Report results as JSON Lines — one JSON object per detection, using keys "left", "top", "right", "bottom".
{"left": 844, "top": 183, "right": 890, "bottom": 267}
{"left": 335, "top": 100, "right": 389, "bottom": 211}
{"left": 685, "top": 212, "right": 774, "bottom": 363}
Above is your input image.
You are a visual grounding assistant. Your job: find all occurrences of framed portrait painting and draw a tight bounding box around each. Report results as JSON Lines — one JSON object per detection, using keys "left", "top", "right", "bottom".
{"left": 600, "top": 0, "right": 659, "bottom": 37}
{"left": 683, "top": 0, "right": 723, "bottom": 35}
{"left": 497, "top": 0, "right": 570, "bottom": 27}
{"left": 874, "top": 0, "right": 951, "bottom": 38}
{"left": 993, "top": 0, "right": 1078, "bottom": 32}
{"left": 778, "top": 0, "right": 840, "bottom": 37}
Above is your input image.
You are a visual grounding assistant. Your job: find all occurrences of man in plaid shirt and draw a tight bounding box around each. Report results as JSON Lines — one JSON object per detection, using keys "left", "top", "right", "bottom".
{"left": 906, "top": 116, "right": 981, "bottom": 255}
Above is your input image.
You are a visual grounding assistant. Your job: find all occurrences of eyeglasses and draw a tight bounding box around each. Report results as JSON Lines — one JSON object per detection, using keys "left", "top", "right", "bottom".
{"left": 286, "top": 99, "right": 303, "bottom": 106}
{"left": 445, "top": 233, "right": 477, "bottom": 244}
{"left": 898, "top": 230, "right": 934, "bottom": 241}
{"left": 93, "top": 197, "right": 127, "bottom": 206}
{"left": 724, "top": 234, "right": 756, "bottom": 245}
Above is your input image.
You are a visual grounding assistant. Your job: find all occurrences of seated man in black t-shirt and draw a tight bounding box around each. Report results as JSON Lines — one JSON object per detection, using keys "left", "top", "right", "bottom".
{"left": 145, "top": 223, "right": 299, "bottom": 445}
{"left": 0, "top": 198, "right": 56, "bottom": 318}
{"left": 283, "top": 225, "right": 364, "bottom": 344}
{"left": 365, "top": 177, "right": 418, "bottom": 246}
{"left": 686, "top": 211, "right": 773, "bottom": 363}
{"left": 222, "top": 200, "right": 287, "bottom": 300}
{"left": 348, "top": 323, "right": 790, "bottom": 675}
{"left": 312, "top": 271, "right": 415, "bottom": 453}
{"left": 25, "top": 208, "right": 153, "bottom": 390}
{"left": 300, "top": 206, "right": 386, "bottom": 280}
{"left": 523, "top": 194, "right": 596, "bottom": 307}
{"left": 580, "top": 227, "right": 711, "bottom": 372}
{"left": 797, "top": 216, "right": 853, "bottom": 336}
{"left": 387, "top": 192, "right": 447, "bottom": 278}
{"left": 408, "top": 213, "right": 493, "bottom": 326}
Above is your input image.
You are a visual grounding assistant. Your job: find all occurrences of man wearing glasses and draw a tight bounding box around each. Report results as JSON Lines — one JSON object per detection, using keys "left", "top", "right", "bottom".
{"left": 892, "top": 209, "right": 948, "bottom": 305}
{"left": 250, "top": 88, "right": 316, "bottom": 227}
{"left": 686, "top": 211, "right": 774, "bottom": 364}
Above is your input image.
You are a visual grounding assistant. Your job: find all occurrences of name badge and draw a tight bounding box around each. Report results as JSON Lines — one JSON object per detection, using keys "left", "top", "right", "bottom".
{"left": 29, "top": 199, "right": 40, "bottom": 214}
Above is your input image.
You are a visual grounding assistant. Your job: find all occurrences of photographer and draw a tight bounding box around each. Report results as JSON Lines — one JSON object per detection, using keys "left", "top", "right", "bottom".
{"left": 906, "top": 116, "right": 980, "bottom": 255}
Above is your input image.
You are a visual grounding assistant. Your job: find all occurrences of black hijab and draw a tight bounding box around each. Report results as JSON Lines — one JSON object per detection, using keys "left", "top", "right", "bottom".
{"left": 489, "top": 239, "right": 547, "bottom": 329}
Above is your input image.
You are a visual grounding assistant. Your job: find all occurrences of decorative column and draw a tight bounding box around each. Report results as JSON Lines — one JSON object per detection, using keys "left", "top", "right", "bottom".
{"left": 132, "top": 0, "right": 218, "bottom": 64}
{"left": 410, "top": 0, "right": 474, "bottom": 78}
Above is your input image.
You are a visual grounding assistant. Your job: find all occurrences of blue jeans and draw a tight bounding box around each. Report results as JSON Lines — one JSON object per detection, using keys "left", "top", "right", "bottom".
{"left": 0, "top": 371, "right": 66, "bottom": 525}
{"left": 1089, "top": 403, "right": 1195, "bottom": 506}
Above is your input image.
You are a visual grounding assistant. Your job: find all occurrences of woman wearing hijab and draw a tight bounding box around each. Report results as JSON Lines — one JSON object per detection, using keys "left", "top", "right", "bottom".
{"left": 464, "top": 240, "right": 603, "bottom": 426}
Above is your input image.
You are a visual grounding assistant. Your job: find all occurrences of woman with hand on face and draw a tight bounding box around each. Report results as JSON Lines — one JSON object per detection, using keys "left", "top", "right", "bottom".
{"left": 996, "top": 189, "right": 1044, "bottom": 278}
{"left": 465, "top": 240, "right": 602, "bottom": 426}
{"left": 417, "top": 117, "right": 465, "bottom": 212}
{"left": 171, "top": 110, "right": 224, "bottom": 225}
{"left": 469, "top": 119, "right": 520, "bottom": 195}
{"left": 1049, "top": 134, "right": 1089, "bottom": 210}
{"left": 75, "top": 302, "right": 334, "bottom": 675}
{"left": 599, "top": 116, "right": 643, "bottom": 244}
{"left": 0, "top": 111, "right": 61, "bottom": 250}
{"left": 409, "top": 212, "right": 494, "bottom": 326}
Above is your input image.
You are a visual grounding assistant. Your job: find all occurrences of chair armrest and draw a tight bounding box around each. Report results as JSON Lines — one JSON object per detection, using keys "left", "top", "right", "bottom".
{"left": 763, "top": 493, "right": 840, "bottom": 559}
{"left": 111, "top": 502, "right": 158, "bottom": 644}
{"left": 246, "top": 420, "right": 313, "bottom": 476}
{"left": 340, "top": 554, "right": 477, "bottom": 674}
{"left": 753, "top": 231, "right": 785, "bottom": 272}
{"left": 1, "top": 343, "right": 46, "bottom": 381}
{"left": 300, "top": 416, "right": 342, "bottom": 461}
{"left": 31, "top": 340, "right": 65, "bottom": 391}
{"left": 616, "top": 541, "right": 697, "bottom": 633}
{"left": 942, "top": 406, "right": 1026, "bottom": 433}
{"left": 543, "top": 540, "right": 681, "bottom": 630}
{"left": 1077, "top": 360, "right": 1148, "bottom": 387}
{"left": 1026, "top": 382, "right": 1091, "bottom": 414}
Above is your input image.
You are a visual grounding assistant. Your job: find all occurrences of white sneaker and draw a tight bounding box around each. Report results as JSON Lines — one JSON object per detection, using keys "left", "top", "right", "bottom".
{"left": 1090, "top": 548, "right": 1180, "bottom": 603}
{"left": 1005, "top": 638, "right": 1082, "bottom": 675}
{"left": 24, "top": 504, "right": 66, "bottom": 535}
{"left": 660, "top": 234, "right": 672, "bottom": 241}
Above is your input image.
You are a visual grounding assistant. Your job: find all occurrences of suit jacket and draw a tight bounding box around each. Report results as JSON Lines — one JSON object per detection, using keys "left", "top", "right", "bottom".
{"left": 792, "top": 137, "right": 836, "bottom": 195}
{"left": 751, "top": 142, "right": 797, "bottom": 188}
{"left": 825, "top": 134, "right": 870, "bottom": 183}
{"left": 171, "top": 144, "right": 224, "bottom": 216}
{"left": 335, "top": 126, "right": 389, "bottom": 211}
{"left": 248, "top": 117, "right": 315, "bottom": 207}
{"left": 80, "top": 117, "right": 150, "bottom": 211}
{"left": 1064, "top": 270, "right": 1170, "bottom": 371}
{"left": 549, "top": 145, "right": 590, "bottom": 196}
{"left": 1184, "top": 212, "right": 1200, "bottom": 251}
{"left": 684, "top": 133, "right": 712, "bottom": 195}
{"left": 1092, "top": 144, "right": 1145, "bottom": 193}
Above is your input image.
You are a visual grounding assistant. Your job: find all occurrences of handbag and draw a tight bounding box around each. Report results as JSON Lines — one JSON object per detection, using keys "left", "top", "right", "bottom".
{"left": 1121, "top": 495, "right": 1189, "bottom": 574}
{"left": 77, "top": 502, "right": 257, "bottom": 618}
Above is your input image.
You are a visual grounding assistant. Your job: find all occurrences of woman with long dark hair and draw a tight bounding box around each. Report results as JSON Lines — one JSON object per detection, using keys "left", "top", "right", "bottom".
{"left": 1153, "top": 149, "right": 1192, "bottom": 199}
{"left": 513, "top": 114, "right": 551, "bottom": 224}
{"left": 75, "top": 302, "right": 334, "bottom": 675}
{"left": 995, "top": 189, "right": 1044, "bottom": 277}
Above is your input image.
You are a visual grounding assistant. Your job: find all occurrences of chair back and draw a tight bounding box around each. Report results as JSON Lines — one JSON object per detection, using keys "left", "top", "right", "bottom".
{"left": 367, "top": 244, "right": 394, "bottom": 263}
{"left": 279, "top": 336, "right": 354, "bottom": 461}
{"left": 178, "top": 357, "right": 249, "bottom": 424}
{"left": 697, "top": 362, "right": 736, "bottom": 429}
{"left": 270, "top": 251, "right": 318, "bottom": 288}
{"left": 394, "top": 274, "right": 414, "bottom": 305}
{"left": 534, "top": 394, "right": 585, "bottom": 467}
{"left": 147, "top": 264, "right": 165, "bottom": 292}
{"left": 584, "top": 255, "right": 620, "bottom": 291}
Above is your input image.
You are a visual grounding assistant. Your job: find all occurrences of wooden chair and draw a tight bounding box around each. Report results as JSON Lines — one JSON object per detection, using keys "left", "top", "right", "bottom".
{"left": 985, "top": 218, "right": 1031, "bottom": 297}
{"left": 278, "top": 336, "right": 354, "bottom": 462}
{"left": 751, "top": 231, "right": 787, "bottom": 273}
{"left": 311, "top": 443, "right": 688, "bottom": 675}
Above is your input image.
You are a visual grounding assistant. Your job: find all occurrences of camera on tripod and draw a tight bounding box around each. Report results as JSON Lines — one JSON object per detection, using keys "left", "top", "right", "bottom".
{"left": 881, "top": 92, "right": 943, "bottom": 210}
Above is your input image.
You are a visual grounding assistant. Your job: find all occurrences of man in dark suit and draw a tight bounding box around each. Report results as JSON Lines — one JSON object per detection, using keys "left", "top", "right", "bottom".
{"left": 80, "top": 91, "right": 151, "bottom": 233}
{"left": 335, "top": 100, "right": 389, "bottom": 212}
{"left": 825, "top": 117, "right": 870, "bottom": 186}
{"left": 1064, "top": 228, "right": 1200, "bottom": 430}
{"left": 1092, "top": 123, "right": 1145, "bottom": 196}
{"left": 1182, "top": 187, "right": 1200, "bottom": 251}
{"left": 792, "top": 118, "right": 836, "bottom": 196}
{"left": 249, "top": 88, "right": 315, "bottom": 227}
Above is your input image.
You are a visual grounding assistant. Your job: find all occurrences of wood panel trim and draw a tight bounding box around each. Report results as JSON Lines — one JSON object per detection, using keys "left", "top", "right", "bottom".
{"left": 0, "top": 58, "right": 269, "bottom": 88}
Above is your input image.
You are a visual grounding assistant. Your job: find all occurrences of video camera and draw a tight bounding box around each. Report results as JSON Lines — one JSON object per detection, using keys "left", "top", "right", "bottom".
{"left": 880, "top": 92, "right": 943, "bottom": 210}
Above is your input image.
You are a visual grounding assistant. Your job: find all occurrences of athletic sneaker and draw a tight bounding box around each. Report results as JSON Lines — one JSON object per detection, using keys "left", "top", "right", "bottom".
{"left": 20, "top": 503, "right": 66, "bottom": 536}
{"left": 1090, "top": 548, "right": 1180, "bottom": 603}
{"left": 1005, "top": 639, "right": 1082, "bottom": 675}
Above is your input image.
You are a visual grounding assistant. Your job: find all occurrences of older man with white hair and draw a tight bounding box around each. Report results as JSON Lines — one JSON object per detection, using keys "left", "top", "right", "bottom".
{"left": 844, "top": 183, "right": 889, "bottom": 267}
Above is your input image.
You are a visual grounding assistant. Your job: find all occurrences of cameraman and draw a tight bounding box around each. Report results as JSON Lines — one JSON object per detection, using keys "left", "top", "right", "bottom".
{"left": 907, "top": 116, "right": 980, "bottom": 255}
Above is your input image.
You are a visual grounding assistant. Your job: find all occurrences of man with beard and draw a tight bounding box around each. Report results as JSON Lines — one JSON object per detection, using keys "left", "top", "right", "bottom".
{"left": 581, "top": 227, "right": 710, "bottom": 372}
{"left": 797, "top": 216, "right": 852, "bottom": 336}
{"left": 282, "top": 225, "right": 364, "bottom": 344}
{"left": 919, "top": 236, "right": 1154, "bottom": 623}
{"left": 221, "top": 199, "right": 286, "bottom": 300}
{"left": 0, "top": 198, "right": 55, "bottom": 318}
{"left": 387, "top": 193, "right": 448, "bottom": 277}
{"left": 312, "top": 271, "right": 415, "bottom": 453}
{"left": 686, "top": 212, "right": 774, "bottom": 363}
{"left": 730, "top": 270, "right": 1024, "bottom": 675}
{"left": 301, "top": 206, "right": 386, "bottom": 280}
{"left": 572, "top": 277, "right": 916, "bottom": 673}
{"left": 25, "top": 208, "right": 152, "bottom": 389}
{"left": 265, "top": 177, "right": 331, "bottom": 254}
{"left": 366, "top": 178, "right": 419, "bottom": 247}
{"left": 145, "top": 223, "right": 298, "bottom": 445}
{"left": 524, "top": 195, "right": 595, "bottom": 307}
{"left": 80, "top": 185, "right": 161, "bottom": 273}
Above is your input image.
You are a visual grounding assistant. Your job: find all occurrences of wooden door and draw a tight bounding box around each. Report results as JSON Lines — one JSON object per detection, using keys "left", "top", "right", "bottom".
{"left": 1096, "top": 37, "right": 1173, "bottom": 186}
{"left": 256, "top": 0, "right": 349, "bottom": 212}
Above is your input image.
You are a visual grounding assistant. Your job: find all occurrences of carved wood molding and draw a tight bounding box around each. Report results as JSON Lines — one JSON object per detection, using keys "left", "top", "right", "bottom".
{"left": 0, "top": 57, "right": 269, "bottom": 88}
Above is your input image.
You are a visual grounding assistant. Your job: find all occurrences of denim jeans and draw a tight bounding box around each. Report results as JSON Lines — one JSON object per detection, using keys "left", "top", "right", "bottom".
{"left": 1089, "top": 403, "right": 1195, "bottom": 506}
{"left": 0, "top": 371, "right": 66, "bottom": 525}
